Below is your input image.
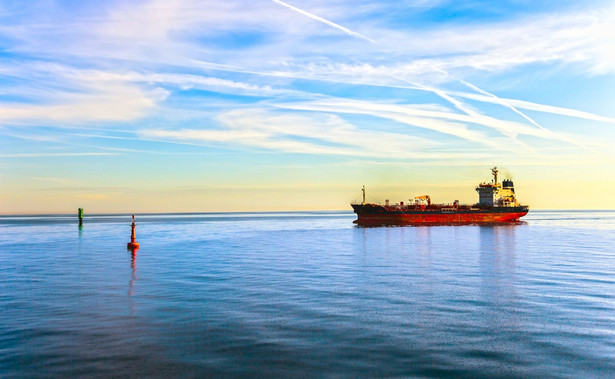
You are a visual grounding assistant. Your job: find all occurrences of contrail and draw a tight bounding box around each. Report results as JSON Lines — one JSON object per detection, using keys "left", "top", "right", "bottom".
{"left": 189, "top": 57, "right": 611, "bottom": 151}
{"left": 452, "top": 91, "right": 615, "bottom": 124}
{"left": 189, "top": 58, "right": 615, "bottom": 125}
{"left": 389, "top": 74, "right": 477, "bottom": 117}
{"left": 459, "top": 80, "right": 549, "bottom": 132}
{"left": 270, "top": 0, "right": 578, "bottom": 147}
{"left": 458, "top": 79, "right": 591, "bottom": 150}
{"left": 272, "top": 0, "right": 379, "bottom": 44}
{"left": 435, "top": 69, "right": 550, "bottom": 134}
{"left": 271, "top": 1, "right": 544, "bottom": 131}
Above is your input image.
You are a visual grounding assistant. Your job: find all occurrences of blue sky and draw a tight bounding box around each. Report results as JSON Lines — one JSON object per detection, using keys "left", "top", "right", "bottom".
{"left": 1, "top": 0, "right": 615, "bottom": 213}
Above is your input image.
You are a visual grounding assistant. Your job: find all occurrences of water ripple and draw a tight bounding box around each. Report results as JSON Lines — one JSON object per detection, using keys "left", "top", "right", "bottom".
{"left": 1, "top": 210, "right": 614, "bottom": 376}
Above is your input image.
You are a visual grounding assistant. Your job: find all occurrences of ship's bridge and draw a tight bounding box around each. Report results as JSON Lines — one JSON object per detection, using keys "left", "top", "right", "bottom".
{"left": 475, "top": 168, "right": 519, "bottom": 207}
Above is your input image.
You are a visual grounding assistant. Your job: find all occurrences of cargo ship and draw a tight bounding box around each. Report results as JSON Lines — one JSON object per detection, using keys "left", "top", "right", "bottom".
{"left": 351, "top": 167, "right": 529, "bottom": 225}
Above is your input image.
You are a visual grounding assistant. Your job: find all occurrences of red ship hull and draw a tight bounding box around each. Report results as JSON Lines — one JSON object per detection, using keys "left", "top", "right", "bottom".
{"left": 351, "top": 204, "right": 529, "bottom": 226}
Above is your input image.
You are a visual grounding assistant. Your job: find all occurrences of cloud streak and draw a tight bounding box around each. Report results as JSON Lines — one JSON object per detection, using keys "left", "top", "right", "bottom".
{"left": 140, "top": 108, "right": 498, "bottom": 160}
{"left": 452, "top": 91, "right": 615, "bottom": 124}
{"left": 0, "top": 153, "right": 118, "bottom": 158}
{"left": 271, "top": 0, "right": 379, "bottom": 44}
{"left": 1, "top": 0, "right": 613, "bottom": 163}
{"left": 273, "top": 98, "right": 556, "bottom": 150}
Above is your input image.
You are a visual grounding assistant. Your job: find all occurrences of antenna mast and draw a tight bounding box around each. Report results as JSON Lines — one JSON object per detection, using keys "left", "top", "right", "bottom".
{"left": 362, "top": 185, "right": 366, "bottom": 205}
{"left": 492, "top": 167, "right": 498, "bottom": 184}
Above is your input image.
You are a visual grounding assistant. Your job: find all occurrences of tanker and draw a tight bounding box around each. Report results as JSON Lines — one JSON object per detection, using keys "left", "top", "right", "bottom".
{"left": 351, "top": 167, "right": 529, "bottom": 225}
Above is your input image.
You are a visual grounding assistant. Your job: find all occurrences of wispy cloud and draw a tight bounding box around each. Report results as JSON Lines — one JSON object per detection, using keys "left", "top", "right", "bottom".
{"left": 452, "top": 91, "right": 615, "bottom": 124}
{"left": 0, "top": 153, "right": 118, "bottom": 158}
{"left": 0, "top": 88, "right": 166, "bottom": 123}
{"left": 264, "top": 0, "right": 554, "bottom": 147}
{"left": 187, "top": 57, "right": 615, "bottom": 126}
{"left": 274, "top": 98, "right": 582, "bottom": 149}
{"left": 1, "top": 1, "right": 614, "bottom": 162}
{"left": 139, "top": 108, "right": 497, "bottom": 160}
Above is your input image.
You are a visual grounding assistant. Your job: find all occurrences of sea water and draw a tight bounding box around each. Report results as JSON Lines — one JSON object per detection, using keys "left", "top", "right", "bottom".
{"left": 1, "top": 211, "right": 614, "bottom": 377}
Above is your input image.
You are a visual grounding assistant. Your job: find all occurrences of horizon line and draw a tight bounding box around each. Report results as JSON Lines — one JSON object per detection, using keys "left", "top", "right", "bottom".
{"left": 2, "top": 209, "right": 614, "bottom": 217}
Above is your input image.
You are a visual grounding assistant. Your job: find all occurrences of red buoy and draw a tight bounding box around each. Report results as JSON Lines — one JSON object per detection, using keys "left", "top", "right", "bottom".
{"left": 127, "top": 214, "right": 140, "bottom": 250}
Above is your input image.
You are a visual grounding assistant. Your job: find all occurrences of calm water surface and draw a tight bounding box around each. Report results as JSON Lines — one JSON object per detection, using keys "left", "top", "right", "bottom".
{"left": 1, "top": 211, "right": 615, "bottom": 377}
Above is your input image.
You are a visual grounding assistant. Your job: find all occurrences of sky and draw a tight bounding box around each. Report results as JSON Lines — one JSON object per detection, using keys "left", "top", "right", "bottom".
{"left": 1, "top": 0, "right": 615, "bottom": 213}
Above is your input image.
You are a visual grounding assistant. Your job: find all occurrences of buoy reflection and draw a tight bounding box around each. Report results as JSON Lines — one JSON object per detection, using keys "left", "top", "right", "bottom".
{"left": 129, "top": 249, "right": 137, "bottom": 297}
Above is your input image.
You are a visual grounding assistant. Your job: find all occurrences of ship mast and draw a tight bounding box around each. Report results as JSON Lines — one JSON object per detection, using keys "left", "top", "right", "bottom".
{"left": 492, "top": 167, "right": 498, "bottom": 185}
{"left": 362, "top": 185, "right": 366, "bottom": 205}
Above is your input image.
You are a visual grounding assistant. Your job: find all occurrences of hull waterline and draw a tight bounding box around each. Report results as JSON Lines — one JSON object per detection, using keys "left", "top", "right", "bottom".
{"left": 351, "top": 204, "right": 529, "bottom": 226}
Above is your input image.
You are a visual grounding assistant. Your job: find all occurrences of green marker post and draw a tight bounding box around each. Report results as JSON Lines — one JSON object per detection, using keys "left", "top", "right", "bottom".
{"left": 78, "top": 208, "right": 84, "bottom": 227}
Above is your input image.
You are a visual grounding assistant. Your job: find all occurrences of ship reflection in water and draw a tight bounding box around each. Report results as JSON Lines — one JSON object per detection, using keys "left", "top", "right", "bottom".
{"left": 355, "top": 220, "right": 528, "bottom": 228}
